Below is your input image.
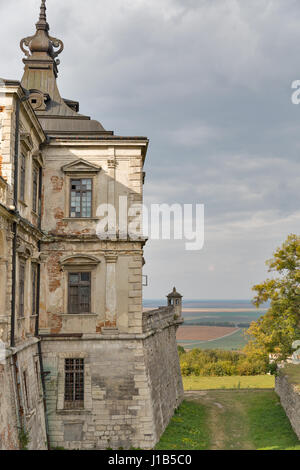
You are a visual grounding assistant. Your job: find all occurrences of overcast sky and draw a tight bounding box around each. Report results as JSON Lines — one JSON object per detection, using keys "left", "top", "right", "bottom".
{"left": 1, "top": 0, "right": 300, "bottom": 300}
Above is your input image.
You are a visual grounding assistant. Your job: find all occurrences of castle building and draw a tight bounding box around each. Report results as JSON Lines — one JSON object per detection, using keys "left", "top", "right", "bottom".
{"left": 0, "top": 1, "right": 183, "bottom": 450}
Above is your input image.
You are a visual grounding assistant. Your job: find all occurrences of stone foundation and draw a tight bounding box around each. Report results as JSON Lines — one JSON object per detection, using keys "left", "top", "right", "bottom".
{"left": 42, "top": 308, "right": 183, "bottom": 450}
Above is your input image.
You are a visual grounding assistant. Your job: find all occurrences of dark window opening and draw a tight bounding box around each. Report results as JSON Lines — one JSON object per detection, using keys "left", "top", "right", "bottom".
{"left": 68, "top": 272, "right": 91, "bottom": 314}
{"left": 32, "top": 264, "right": 38, "bottom": 316}
{"left": 19, "top": 261, "right": 25, "bottom": 318}
{"left": 35, "top": 361, "right": 41, "bottom": 392}
{"left": 64, "top": 358, "right": 84, "bottom": 409}
{"left": 23, "top": 370, "right": 30, "bottom": 410}
{"left": 70, "top": 179, "right": 92, "bottom": 218}
{"left": 32, "top": 166, "right": 38, "bottom": 213}
{"left": 20, "top": 154, "right": 26, "bottom": 201}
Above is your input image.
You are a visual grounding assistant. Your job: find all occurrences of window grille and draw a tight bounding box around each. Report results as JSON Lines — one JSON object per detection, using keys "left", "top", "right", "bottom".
{"left": 64, "top": 358, "right": 84, "bottom": 409}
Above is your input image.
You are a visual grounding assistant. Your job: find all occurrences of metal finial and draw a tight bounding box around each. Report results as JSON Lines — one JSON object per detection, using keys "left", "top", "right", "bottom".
{"left": 39, "top": 0, "right": 47, "bottom": 22}
{"left": 20, "top": 0, "right": 64, "bottom": 64}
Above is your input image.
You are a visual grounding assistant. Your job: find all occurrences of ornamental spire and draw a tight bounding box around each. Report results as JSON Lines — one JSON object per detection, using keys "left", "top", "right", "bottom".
{"left": 20, "top": 0, "right": 64, "bottom": 66}
{"left": 39, "top": 0, "right": 47, "bottom": 23}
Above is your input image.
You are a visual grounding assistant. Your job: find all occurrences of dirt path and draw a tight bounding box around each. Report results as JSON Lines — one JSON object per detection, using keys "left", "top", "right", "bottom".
{"left": 184, "top": 390, "right": 254, "bottom": 450}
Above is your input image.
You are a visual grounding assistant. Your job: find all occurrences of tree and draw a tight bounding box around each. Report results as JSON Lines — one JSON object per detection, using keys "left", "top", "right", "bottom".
{"left": 246, "top": 234, "right": 300, "bottom": 360}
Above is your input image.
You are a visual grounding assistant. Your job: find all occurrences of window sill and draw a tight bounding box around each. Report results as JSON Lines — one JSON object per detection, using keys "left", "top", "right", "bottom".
{"left": 56, "top": 409, "right": 91, "bottom": 415}
{"left": 18, "top": 199, "right": 28, "bottom": 208}
{"left": 63, "top": 217, "right": 99, "bottom": 221}
{"left": 58, "top": 313, "right": 97, "bottom": 317}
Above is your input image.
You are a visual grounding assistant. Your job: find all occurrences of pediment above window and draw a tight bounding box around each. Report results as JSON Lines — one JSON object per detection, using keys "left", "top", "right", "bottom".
{"left": 20, "top": 132, "right": 34, "bottom": 151}
{"left": 60, "top": 254, "right": 100, "bottom": 270}
{"left": 33, "top": 150, "right": 45, "bottom": 168}
{"left": 17, "top": 245, "right": 33, "bottom": 260}
{"left": 61, "top": 159, "right": 101, "bottom": 175}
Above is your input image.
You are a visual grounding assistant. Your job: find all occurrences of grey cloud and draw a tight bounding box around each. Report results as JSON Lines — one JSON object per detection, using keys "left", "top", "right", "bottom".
{"left": 1, "top": 0, "right": 300, "bottom": 299}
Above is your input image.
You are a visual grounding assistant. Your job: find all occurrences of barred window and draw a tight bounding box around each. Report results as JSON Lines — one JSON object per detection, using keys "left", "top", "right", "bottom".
{"left": 20, "top": 154, "right": 26, "bottom": 201}
{"left": 68, "top": 272, "right": 91, "bottom": 314}
{"left": 32, "top": 166, "right": 38, "bottom": 213}
{"left": 32, "top": 264, "right": 38, "bottom": 316}
{"left": 64, "top": 359, "right": 84, "bottom": 409}
{"left": 70, "top": 179, "right": 92, "bottom": 218}
{"left": 19, "top": 261, "right": 25, "bottom": 318}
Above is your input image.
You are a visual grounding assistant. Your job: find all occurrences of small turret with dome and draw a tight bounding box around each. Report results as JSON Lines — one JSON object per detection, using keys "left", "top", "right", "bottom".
{"left": 167, "top": 287, "right": 183, "bottom": 319}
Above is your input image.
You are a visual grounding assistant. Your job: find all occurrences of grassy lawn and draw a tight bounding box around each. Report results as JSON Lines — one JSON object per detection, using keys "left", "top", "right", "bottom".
{"left": 156, "top": 390, "right": 300, "bottom": 450}
{"left": 155, "top": 401, "right": 210, "bottom": 450}
{"left": 183, "top": 375, "right": 275, "bottom": 390}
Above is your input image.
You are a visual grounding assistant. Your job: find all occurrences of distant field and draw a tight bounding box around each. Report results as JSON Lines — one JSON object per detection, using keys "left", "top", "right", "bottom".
{"left": 144, "top": 300, "right": 266, "bottom": 352}
{"left": 183, "top": 375, "right": 275, "bottom": 390}
{"left": 183, "top": 308, "right": 265, "bottom": 313}
{"left": 182, "top": 310, "right": 265, "bottom": 325}
{"left": 178, "top": 328, "right": 248, "bottom": 351}
{"left": 177, "top": 326, "right": 239, "bottom": 341}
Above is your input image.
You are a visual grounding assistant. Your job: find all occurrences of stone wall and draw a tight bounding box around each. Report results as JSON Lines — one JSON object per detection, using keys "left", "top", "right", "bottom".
{"left": 0, "top": 340, "right": 47, "bottom": 450}
{"left": 143, "top": 309, "right": 184, "bottom": 443}
{"left": 41, "top": 308, "right": 183, "bottom": 450}
{"left": 42, "top": 337, "right": 155, "bottom": 450}
{"left": 0, "top": 358, "right": 19, "bottom": 450}
{"left": 275, "top": 373, "right": 300, "bottom": 439}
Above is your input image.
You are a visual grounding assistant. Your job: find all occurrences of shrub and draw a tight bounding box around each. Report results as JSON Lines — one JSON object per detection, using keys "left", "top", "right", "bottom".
{"left": 177, "top": 345, "right": 185, "bottom": 356}
{"left": 179, "top": 348, "right": 269, "bottom": 377}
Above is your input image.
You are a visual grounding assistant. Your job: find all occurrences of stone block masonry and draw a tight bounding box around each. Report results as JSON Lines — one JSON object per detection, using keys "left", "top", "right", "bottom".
{"left": 42, "top": 307, "right": 183, "bottom": 450}
{"left": 275, "top": 372, "right": 300, "bottom": 439}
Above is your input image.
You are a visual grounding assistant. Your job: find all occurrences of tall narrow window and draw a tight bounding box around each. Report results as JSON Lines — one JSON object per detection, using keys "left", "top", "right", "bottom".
{"left": 32, "top": 166, "right": 38, "bottom": 213}
{"left": 20, "top": 154, "right": 26, "bottom": 201}
{"left": 32, "top": 264, "right": 38, "bottom": 316}
{"left": 70, "top": 179, "right": 92, "bottom": 218}
{"left": 68, "top": 272, "right": 91, "bottom": 314}
{"left": 23, "top": 370, "right": 30, "bottom": 410}
{"left": 35, "top": 361, "right": 41, "bottom": 393}
{"left": 64, "top": 358, "right": 84, "bottom": 409}
{"left": 19, "top": 261, "right": 25, "bottom": 318}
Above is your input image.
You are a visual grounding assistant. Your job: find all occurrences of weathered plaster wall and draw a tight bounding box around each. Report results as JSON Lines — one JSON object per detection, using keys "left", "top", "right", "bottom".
{"left": 0, "top": 341, "right": 47, "bottom": 450}
{"left": 0, "top": 85, "right": 47, "bottom": 450}
{"left": 0, "top": 216, "right": 12, "bottom": 345}
{"left": 0, "top": 359, "right": 19, "bottom": 450}
{"left": 41, "top": 143, "right": 144, "bottom": 238}
{"left": 39, "top": 242, "right": 144, "bottom": 335}
{"left": 275, "top": 373, "right": 300, "bottom": 439}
